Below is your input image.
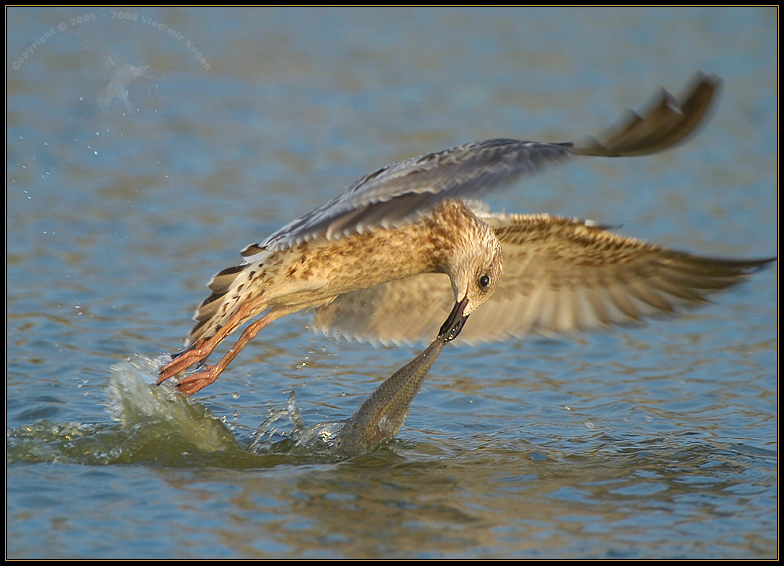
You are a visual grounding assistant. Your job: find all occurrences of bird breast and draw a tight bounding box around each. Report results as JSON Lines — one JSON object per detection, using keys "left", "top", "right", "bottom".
{"left": 262, "top": 199, "right": 494, "bottom": 309}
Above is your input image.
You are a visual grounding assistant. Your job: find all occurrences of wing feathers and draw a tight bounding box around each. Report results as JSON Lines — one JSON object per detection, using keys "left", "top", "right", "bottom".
{"left": 263, "top": 74, "right": 720, "bottom": 251}
{"left": 313, "top": 212, "right": 772, "bottom": 345}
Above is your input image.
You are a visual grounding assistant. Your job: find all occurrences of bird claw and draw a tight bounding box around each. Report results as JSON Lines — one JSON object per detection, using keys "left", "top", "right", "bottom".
{"left": 175, "top": 366, "right": 220, "bottom": 395}
{"left": 157, "top": 357, "right": 189, "bottom": 384}
{"left": 157, "top": 342, "right": 210, "bottom": 384}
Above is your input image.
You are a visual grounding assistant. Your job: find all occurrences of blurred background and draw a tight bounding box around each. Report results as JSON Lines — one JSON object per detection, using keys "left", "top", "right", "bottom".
{"left": 7, "top": 7, "right": 777, "bottom": 559}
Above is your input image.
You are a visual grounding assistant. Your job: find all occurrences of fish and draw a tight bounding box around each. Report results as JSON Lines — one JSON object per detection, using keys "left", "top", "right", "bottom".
{"left": 295, "top": 327, "right": 453, "bottom": 457}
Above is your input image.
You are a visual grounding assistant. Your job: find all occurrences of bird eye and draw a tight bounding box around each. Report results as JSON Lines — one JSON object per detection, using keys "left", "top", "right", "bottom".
{"left": 479, "top": 274, "right": 490, "bottom": 288}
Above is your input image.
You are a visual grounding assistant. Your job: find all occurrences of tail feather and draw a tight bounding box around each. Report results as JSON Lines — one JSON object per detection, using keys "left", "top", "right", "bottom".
{"left": 206, "top": 264, "right": 245, "bottom": 294}
{"left": 184, "top": 254, "right": 270, "bottom": 348}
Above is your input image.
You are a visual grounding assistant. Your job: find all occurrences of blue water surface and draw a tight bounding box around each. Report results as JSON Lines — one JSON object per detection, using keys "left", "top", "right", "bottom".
{"left": 7, "top": 6, "right": 777, "bottom": 559}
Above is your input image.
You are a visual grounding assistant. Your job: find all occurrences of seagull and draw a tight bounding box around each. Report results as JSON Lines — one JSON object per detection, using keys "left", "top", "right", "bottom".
{"left": 157, "top": 73, "right": 773, "bottom": 395}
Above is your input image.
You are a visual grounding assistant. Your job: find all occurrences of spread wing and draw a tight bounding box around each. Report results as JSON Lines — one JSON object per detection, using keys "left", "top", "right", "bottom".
{"left": 245, "top": 73, "right": 720, "bottom": 259}
{"left": 312, "top": 211, "right": 773, "bottom": 346}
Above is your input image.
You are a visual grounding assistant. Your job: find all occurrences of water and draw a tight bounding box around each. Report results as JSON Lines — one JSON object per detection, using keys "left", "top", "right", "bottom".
{"left": 7, "top": 6, "right": 777, "bottom": 559}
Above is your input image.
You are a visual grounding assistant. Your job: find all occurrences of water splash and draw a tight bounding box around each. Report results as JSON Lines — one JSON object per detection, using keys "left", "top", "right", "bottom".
{"left": 8, "top": 337, "right": 446, "bottom": 466}
{"left": 76, "top": 23, "right": 163, "bottom": 115}
{"left": 7, "top": 355, "right": 242, "bottom": 466}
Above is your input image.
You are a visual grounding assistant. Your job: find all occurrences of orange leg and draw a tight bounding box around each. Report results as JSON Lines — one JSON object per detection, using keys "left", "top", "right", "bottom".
{"left": 157, "top": 294, "right": 269, "bottom": 384}
{"left": 175, "top": 311, "right": 276, "bottom": 395}
{"left": 157, "top": 337, "right": 212, "bottom": 382}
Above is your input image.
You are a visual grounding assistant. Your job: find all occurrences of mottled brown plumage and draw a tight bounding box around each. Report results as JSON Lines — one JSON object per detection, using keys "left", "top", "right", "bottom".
{"left": 316, "top": 210, "right": 771, "bottom": 345}
{"left": 158, "top": 73, "right": 772, "bottom": 395}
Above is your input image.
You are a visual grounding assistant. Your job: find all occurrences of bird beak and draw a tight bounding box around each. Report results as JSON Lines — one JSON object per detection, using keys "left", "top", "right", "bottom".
{"left": 438, "top": 296, "right": 469, "bottom": 341}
